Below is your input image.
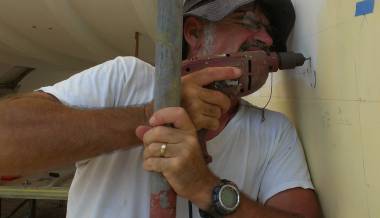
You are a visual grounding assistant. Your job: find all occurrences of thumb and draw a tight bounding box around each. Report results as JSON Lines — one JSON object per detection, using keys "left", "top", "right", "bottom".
{"left": 135, "top": 125, "right": 152, "bottom": 141}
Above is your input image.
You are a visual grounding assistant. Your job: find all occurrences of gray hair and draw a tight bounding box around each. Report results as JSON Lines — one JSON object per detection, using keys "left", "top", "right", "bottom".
{"left": 199, "top": 22, "right": 216, "bottom": 56}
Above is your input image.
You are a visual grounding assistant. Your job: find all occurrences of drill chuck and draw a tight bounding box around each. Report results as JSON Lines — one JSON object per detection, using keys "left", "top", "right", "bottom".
{"left": 278, "top": 52, "right": 307, "bottom": 70}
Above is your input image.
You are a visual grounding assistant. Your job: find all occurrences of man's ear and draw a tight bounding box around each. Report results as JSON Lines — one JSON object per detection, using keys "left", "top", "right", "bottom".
{"left": 183, "top": 17, "right": 204, "bottom": 54}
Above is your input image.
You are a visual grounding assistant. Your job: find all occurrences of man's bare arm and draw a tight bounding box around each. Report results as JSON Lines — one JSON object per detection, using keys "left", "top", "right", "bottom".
{"left": 0, "top": 67, "right": 240, "bottom": 176}
{"left": 0, "top": 92, "right": 147, "bottom": 175}
{"left": 227, "top": 188, "right": 322, "bottom": 218}
{"left": 189, "top": 176, "right": 321, "bottom": 218}
{"left": 193, "top": 180, "right": 321, "bottom": 218}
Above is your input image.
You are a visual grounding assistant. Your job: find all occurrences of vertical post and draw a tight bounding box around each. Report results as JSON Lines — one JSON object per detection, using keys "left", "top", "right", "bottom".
{"left": 134, "top": 32, "right": 140, "bottom": 58}
{"left": 30, "top": 199, "right": 36, "bottom": 218}
{"left": 150, "top": 0, "right": 183, "bottom": 217}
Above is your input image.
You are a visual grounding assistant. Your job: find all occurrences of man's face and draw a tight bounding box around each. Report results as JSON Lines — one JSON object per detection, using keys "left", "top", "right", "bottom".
{"left": 186, "top": 4, "right": 274, "bottom": 57}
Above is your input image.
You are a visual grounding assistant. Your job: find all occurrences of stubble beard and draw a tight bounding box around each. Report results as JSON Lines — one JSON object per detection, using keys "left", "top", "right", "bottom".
{"left": 199, "top": 22, "right": 216, "bottom": 57}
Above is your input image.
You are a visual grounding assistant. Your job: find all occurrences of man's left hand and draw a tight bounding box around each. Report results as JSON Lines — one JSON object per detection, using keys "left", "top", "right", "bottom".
{"left": 136, "top": 107, "right": 218, "bottom": 209}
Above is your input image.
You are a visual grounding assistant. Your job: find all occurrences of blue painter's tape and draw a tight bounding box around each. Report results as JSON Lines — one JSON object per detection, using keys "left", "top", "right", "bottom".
{"left": 355, "top": 0, "right": 375, "bottom": 16}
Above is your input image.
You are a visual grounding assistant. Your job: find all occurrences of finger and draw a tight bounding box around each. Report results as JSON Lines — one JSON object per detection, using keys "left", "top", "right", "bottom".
{"left": 143, "top": 126, "right": 189, "bottom": 146}
{"left": 198, "top": 88, "right": 231, "bottom": 114}
{"left": 183, "top": 67, "right": 241, "bottom": 86}
{"left": 200, "top": 103, "right": 222, "bottom": 119}
{"left": 143, "top": 157, "right": 170, "bottom": 173}
{"left": 185, "top": 99, "right": 222, "bottom": 119}
{"left": 192, "top": 115, "right": 220, "bottom": 130}
{"left": 149, "top": 107, "right": 195, "bottom": 131}
{"left": 144, "top": 143, "right": 181, "bottom": 159}
{"left": 135, "top": 125, "right": 152, "bottom": 141}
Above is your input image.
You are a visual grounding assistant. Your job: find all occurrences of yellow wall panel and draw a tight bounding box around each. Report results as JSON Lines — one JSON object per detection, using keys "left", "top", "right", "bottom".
{"left": 356, "top": 16, "right": 380, "bottom": 101}
{"left": 360, "top": 103, "right": 380, "bottom": 217}
{"left": 296, "top": 100, "right": 367, "bottom": 218}
{"left": 316, "top": 24, "right": 360, "bottom": 100}
{"left": 247, "top": 0, "right": 379, "bottom": 217}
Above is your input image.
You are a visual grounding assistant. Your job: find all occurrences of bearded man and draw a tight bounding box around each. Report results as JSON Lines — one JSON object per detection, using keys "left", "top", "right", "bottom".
{"left": 0, "top": 0, "right": 321, "bottom": 217}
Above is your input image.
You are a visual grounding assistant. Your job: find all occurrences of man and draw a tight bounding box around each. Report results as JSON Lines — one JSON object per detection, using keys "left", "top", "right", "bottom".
{"left": 0, "top": 0, "right": 321, "bottom": 217}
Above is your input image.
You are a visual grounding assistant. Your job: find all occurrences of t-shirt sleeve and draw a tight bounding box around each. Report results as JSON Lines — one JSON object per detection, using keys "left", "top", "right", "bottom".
{"left": 258, "top": 115, "right": 314, "bottom": 203}
{"left": 38, "top": 56, "right": 154, "bottom": 108}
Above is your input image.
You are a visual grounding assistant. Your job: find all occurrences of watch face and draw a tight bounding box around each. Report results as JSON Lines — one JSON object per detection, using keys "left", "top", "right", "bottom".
{"left": 220, "top": 185, "right": 239, "bottom": 209}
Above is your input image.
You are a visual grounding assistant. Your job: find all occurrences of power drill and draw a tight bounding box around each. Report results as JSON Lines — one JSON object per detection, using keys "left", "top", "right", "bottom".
{"left": 181, "top": 50, "right": 307, "bottom": 163}
{"left": 182, "top": 50, "right": 307, "bottom": 98}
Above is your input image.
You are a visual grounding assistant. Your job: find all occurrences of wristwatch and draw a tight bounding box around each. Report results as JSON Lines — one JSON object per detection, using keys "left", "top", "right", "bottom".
{"left": 199, "top": 179, "right": 240, "bottom": 218}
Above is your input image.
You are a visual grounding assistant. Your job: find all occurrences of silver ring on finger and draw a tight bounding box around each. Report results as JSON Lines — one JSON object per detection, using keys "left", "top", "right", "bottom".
{"left": 160, "top": 144, "right": 167, "bottom": 158}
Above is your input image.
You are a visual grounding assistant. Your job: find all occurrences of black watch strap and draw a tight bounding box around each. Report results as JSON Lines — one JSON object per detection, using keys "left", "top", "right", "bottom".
{"left": 199, "top": 207, "right": 223, "bottom": 218}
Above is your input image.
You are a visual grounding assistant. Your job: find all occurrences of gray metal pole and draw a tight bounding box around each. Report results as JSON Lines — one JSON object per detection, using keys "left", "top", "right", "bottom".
{"left": 150, "top": 0, "right": 183, "bottom": 217}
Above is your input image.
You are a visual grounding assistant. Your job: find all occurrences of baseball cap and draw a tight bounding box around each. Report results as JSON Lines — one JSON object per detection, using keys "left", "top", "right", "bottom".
{"left": 183, "top": 0, "right": 296, "bottom": 52}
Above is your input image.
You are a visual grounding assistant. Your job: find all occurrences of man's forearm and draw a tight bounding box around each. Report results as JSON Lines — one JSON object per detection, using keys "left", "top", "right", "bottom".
{"left": 196, "top": 191, "right": 303, "bottom": 218}
{"left": 227, "top": 194, "right": 303, "bottom": 218}
{"left": 0, "top": 93, "right": 147, "bottom": 175}
{"left": 192, "top": 176, "right": 305, "bottom": 218}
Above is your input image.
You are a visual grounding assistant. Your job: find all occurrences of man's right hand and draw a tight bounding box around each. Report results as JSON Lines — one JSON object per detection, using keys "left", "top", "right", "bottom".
{"left": 181, "top": 67, "right": 241, "bottom": 130}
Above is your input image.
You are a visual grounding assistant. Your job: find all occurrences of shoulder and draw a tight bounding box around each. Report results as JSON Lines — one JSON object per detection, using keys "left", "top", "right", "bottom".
{"left": 239, "top": 101, "right": 303, "bottom": 159}
{"left": 234, "top": 101, "right": 296, "bottom": 154}
{"left": 112, "top": 56, "right": 154, "bottom": 70}
{"left": 64, "top": 56, "right": 154, "bottom": 81}
{"left": 99, "top": 56, "right": 155, "bottom": 76}
{"left": 238, "top": 100, "right": 293, "bottom": 131}
{"left": 38, "top": 56, "right": 155, "bottom": 107}
{"left": 237, "top": 100, "right": 297, "bottom": 151}
{"left": 74, "top": 56, "right": 155, "bottom": 87}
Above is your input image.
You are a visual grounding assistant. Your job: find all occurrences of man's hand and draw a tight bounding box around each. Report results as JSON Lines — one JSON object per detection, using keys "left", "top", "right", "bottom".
{"left": 136, "top": 107, "right": 218, "bottom": 209}
{"left": 181, "top": 67, "right": 241, "bottom": 130}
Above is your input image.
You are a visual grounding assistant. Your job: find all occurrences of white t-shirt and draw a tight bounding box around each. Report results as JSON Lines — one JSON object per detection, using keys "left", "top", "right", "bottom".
{"left": 40, "top": 56, "right": 314, "bottom": 218}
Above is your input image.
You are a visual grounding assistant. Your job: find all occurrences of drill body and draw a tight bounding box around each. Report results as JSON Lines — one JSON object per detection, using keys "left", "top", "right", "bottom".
{"left": 182, "top": 50, "right": 306, "bottom": 98}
